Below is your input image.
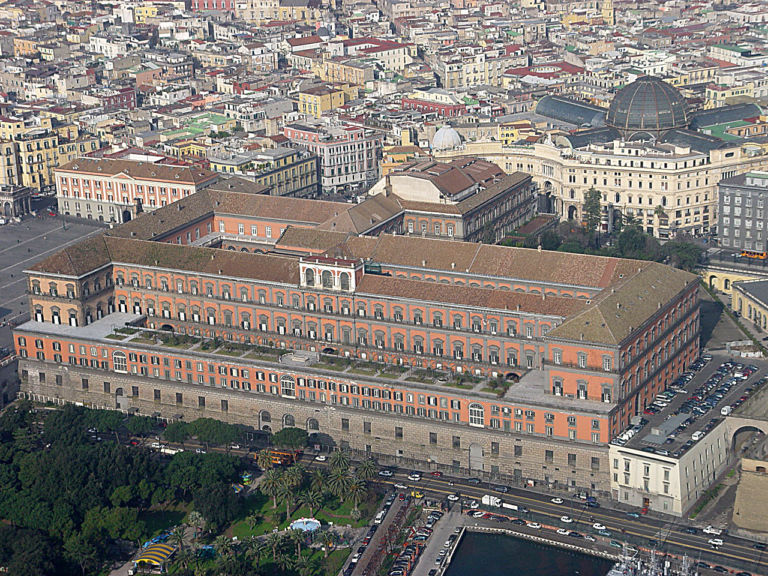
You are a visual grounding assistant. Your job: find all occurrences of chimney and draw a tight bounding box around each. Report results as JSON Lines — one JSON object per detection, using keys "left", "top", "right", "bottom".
{"left": 384, "top": 173, "right": 392, "bottom": 196}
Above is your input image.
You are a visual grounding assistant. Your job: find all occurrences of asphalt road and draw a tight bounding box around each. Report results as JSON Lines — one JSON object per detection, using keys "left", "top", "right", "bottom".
{"left": 359, "top": 469, "right": 768, "bottom": 575}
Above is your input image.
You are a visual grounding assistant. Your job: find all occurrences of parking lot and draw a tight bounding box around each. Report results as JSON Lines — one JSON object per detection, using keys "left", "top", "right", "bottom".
{"left": 614, "top": 354, "right": 766, "bottom": 457}
{"left": 0, "top": 214, "right": 104, "bottom": 348}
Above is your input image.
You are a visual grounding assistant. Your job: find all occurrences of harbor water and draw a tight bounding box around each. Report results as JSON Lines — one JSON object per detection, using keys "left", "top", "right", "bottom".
{"left": 444, "top": 531, "right": 615, "bottom": 576}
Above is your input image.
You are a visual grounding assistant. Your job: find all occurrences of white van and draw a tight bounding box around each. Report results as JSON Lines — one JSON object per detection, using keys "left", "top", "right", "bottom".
{"left": 721, "top": 406, "right": 733, "bottom": 416}
{"left": 374, "top": 511, "right": 385, "bottom": 525}
{"left": 691, "top": 431, "right": 704, "bottom": 441}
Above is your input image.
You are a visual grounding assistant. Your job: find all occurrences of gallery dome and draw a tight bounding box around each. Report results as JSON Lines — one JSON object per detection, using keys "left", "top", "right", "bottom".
{"left": 606, "top": 76, "right": 689, "bottom": 136}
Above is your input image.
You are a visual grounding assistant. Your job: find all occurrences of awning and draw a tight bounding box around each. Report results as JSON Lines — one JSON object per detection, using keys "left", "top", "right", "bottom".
{"left": 136, "top": 543, "right": 175, "bottom": 566}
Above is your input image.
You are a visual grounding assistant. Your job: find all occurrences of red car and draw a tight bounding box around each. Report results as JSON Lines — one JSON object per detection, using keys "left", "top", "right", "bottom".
{"left": 398, "top": 493, "right": 406, "bottom": 501}
{"left": 431, "top": 471, "right": 443, "bottom": 477}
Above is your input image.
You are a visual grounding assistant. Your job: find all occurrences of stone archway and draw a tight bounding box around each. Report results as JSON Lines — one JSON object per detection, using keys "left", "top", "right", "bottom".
{"left": 731, "top": 425, "right": 765, "bottom": 453}
{"left": 2, "top": 201, "right": 10, "bottom": 218}
{"left": 122, "top": 210, "right": 132, "bottom": 222}
{"left": 568, "top": 205, "right": 578, "bottom": 220}
{"left": 709, "top": 275, "right": 718, "bottom": 290}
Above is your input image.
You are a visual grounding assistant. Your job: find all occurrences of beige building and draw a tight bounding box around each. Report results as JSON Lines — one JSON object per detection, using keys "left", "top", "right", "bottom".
{"left": 608, "top": 419, "right": 730, "bottom": 516}
{"left": 436, "top": 139, "right": 768, "bottom": 238}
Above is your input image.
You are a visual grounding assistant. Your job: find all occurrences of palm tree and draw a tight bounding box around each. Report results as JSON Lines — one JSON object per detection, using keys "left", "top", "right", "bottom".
{"left": 320, "top": 531, "right": 334, "bottom": 558}
{"left": 284, "top": 464, "right": 305, "bottom": 490}
{"left": 265, "top": 532, "right": 282, "bottom": 561}
{"left": 245, "top": 513, "right": 260, "bottom": 534}
{"left": 356, "top": 458, "right": 377, "bottom": 481}
{"left": 187, "top": 511, "right": 205, "bottom": 540}
{"left": 288, "top": 528, "right": 305, "bottom": 558}
{"left": 214, "top": 534, "right": 232, "bottom": 560}
{"left": 170, "top": 525, "right": 188, "bottom": 553}
{"left": 244, "top": 536, "right": 263, "bottom": 567}
{"left": 329, "top": 449, "right": 350, "bottom": 474}
{"left": 309, "top": 469, "right": 326, "bottom": 493}
{"left": 348, "top": 475, "right": 366, "bottom": 513}
{"left": 300, "top": 489, "right": 323, "bottom": 516}
{"left": 294, "top": 554, "right": 314, "bottom": 576}
{"left": 278, "top": 478, "right": 295, "bottom": 518}
{"left": 261, "top": 468, "right": 282, "bottom": 508}
{"left": 327, "top": 468, "right": 351, "bottom": 503}
{"left": 257, "top": 449, "right": 273, "bottom": 471}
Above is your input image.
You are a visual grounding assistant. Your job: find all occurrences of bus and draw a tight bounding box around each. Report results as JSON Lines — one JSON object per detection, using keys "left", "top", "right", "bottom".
{"left": 267, "top": 449, "right": 303, "bottom": 465}
{"left": 740, "top": 250, "right": 768, "bottom": 260}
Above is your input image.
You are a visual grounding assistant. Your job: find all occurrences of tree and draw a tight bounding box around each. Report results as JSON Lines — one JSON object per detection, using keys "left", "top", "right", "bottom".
{"left": 187, "top": 510, "right": 205, "bottom": 539}
{"left": 193, "top": 483, "right": 241, "bottom": 531}
{"left": 265, "top": 532, "right": 282, "bottom": 561}
{"left": 327, "top": 469, "right": 351, "bottom": 503}
{"left": 261, "top": 468, "right": 282, "bottom": 508}
{"left": 278, "top": 479, "right": 295, "bottom": 518}
{"left": 356, "top": 458, "right": 376, "bottom": 481}
{"left": 539, "top": 230, "right": 561, "bottom": 251}
{"left": 663, "top": 240, "right": 703, "bottom": 272}
{"left": 328, "top": 450, "right": 350, "bottom": 474}
{"left": 583, "top": 187, "right": 602, "bottom": 246}
{"left": 284, "top": 464, "right": 305, "bottom": 490}
{"left": 320, "top": 530, "right": 334, "bottom": 558}
{"left": 164, "top": 421, "right": 190, "bottom": 444}
{"left": 271, "top": 427, "right": 308, "bottom": 449}
{"left": 256, "top": 449, "right": 274, "bottom": 471}
{"left": 170, "top": 525, "right": 188, "bottom": 553}
{"left": 125, "top": 415, "right": 153, "bottom": 438}
{"left": 300, "top": 489, "right": 322, "bottom": 516}
{"left": 214, "top": 534, "right": 232, "bottom": 560}
{"left": 347, "top": 475, "right": 366, "bottom": 513}
{"left": 245, "top": 513, "right": 260, "bottom": 533}
{"left": 288, "top": 528, "right": 305, "bottom": 557}
{"left": 309, "top": 469, "right": 326, "bottom": 494}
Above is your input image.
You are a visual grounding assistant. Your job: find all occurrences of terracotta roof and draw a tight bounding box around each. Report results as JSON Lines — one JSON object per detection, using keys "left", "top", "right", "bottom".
{"left": 208, "top": 189, "right": 346, "bottom": 225}
{"left": 56, "top": 157, "right": 218, "bottom": 185}
{"left": 548, "top": 263, "right": 697, "bottom": 345}
{"left": 357, "top": 275, "right": 587, "bottom": 318}
{"left": 209, "top": 176, "right": 269, "bottom": 195}
{"left": 275, "top": 228, "right": 350, "bottom": 254}
{"left": 317, "top": 193, "right": 403, "bottom": 234}
{"left": 27, "top": 235, "right": 111, "bottom": 277}
{"left": 103, "top": 237, "right": 299, "bottom": 284}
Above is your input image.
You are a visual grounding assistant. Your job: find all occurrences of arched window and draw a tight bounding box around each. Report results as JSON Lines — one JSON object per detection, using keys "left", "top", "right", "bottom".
{"left": 261, "top": 410, "right": 271, "bottom": 423}
{"left": 113, "top": 351, "right": 127, "bottom": 373}
{"left": 307, "top": 418, "right": 319, "bottom": 431}
{"left": 468, "top": 403, "right": 484, "bottom": 427}
{"left": 280, "top": 375, "right": 295, "bottom": 397}
{"left": 340, "top": 272, "right": 350, "bottom": 291}
{"left": 305, "top": 268, "right": 315, "bottom": 286}
{"left": 283, "top": 414, "right": 295, "bottom": 427}
{"left": 322, "top": 270, "right": 332, "bottom": 288}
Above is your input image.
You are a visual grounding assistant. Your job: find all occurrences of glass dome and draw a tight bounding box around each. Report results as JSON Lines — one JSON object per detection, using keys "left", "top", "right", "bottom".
{"left": 606, "top": 76, "right": 688, "bottom": 136}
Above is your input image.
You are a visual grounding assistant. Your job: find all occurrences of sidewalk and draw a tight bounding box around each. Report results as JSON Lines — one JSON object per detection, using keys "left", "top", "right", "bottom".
{"left": 410, "top": 506, "right": 464, "bottom": 576}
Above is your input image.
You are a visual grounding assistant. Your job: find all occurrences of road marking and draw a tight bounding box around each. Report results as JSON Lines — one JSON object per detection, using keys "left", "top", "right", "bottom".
{"left": 0, "top": 224, "right": 67, "bottom": 254}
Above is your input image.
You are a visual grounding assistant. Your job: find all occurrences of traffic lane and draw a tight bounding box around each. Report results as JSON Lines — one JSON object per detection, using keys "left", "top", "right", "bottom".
{"left": 386, "top": 476, "right": 766, "bottom": 568}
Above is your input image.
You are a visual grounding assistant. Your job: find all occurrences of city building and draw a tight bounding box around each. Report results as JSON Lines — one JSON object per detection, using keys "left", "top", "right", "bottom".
{"left": 718, "top": 171, "right": 768, "bottom": 255}
{"left": 284, "top": 121, "right": 382, "bottom": 194}
{"left": 609, "top": 419, "right": 730, "bottom": 516}
{"left": 434, "top": 77, "right": 768, "bottom": 238}
{"left": 368, "top": 156, "right": 537, "bottom": 243}
{"left": 14, "top": 189, "right": 699, "bottom": 493}
{"left": 298, "top": 85, "right": 354, "bottom": 119}
{"left": 208, "top": 146, "right": 319, "bottom": 198}
{"left": 55, "top": 157, "right": 219, "bottom": 223}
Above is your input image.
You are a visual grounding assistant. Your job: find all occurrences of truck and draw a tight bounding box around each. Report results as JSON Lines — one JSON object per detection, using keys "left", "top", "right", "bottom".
{"left": 502, "top": 502, "right": 528, "bottom": 513}
{"left": 160, "top": 446, "right": 183, "bottom": 455}
{"left": 481, "top": 495, "right": 502, "bottom": 507}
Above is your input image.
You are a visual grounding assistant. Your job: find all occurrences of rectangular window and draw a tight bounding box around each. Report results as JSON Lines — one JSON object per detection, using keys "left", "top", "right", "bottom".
{"left": 198, "top": 396, "right": 205, "bottom": 408}
{"left": 452, "top": 435, "right": 460, "bottom": 449}
{"left": 342, "top": 418, "right": 350, "bottom": 432}
{"left": 363, "top": 421, "right": 371, "bottom": 435}
{"left": 175, "top": 392, "right": 183, "bottom": 405}
{"left": 81, "top": 378, "right": 88, "bottom": 390}
{"left": 395, "top": 426, "right": 403, "bottom": 439}
{"left": 545, "top": 450, "right": 554, "bottom": 463}
{"left": 221, "top": 399, "right": 228, "bottom": 412}
{"left": 430, "top": 432, "right": 437, "bottom": 445}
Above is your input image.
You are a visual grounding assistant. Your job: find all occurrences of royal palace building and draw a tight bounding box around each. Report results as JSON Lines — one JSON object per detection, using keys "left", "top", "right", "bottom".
{"left": 14, "top": 185, "right": 699, "bottom": 494}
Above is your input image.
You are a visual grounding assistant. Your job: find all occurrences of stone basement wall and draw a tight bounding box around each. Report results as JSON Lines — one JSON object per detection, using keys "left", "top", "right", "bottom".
{"left": 19, "top": 359, "right": 610, "bottom": 493}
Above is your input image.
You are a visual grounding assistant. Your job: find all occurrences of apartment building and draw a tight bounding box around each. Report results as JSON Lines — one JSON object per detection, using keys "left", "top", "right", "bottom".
{"left": 55, "top": 158, "right": 219, "bottom": 223}
{"left": 284, "top": 121, "right": 382, "bottom": 194}
{"left": 718, "top": 171, "right": 768, "bottom": 254}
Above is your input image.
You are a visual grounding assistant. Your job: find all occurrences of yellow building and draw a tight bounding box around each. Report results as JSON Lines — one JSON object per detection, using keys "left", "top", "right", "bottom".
{"left": 315, "top": 57, "right": 375, "bottom": 87}
{"left": 498, "top": 121, "right": 539, "bottom": 146}
{"left": 133, "top": 4, "right": 158, "bottom": 23}
{"left": 298, "top": 85, "right": 355, "bottom": 118}
{"left": 732, "top": 279, "right": 768, "bottom": 331}
{"left": 705, "top": 83, "right": 755, "bottom": 109}
{"left": 380, "top": 145, "right": 426, "bottom": 176}
{"left": 164, "top": 139, "right": 210, "bottom": 161}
